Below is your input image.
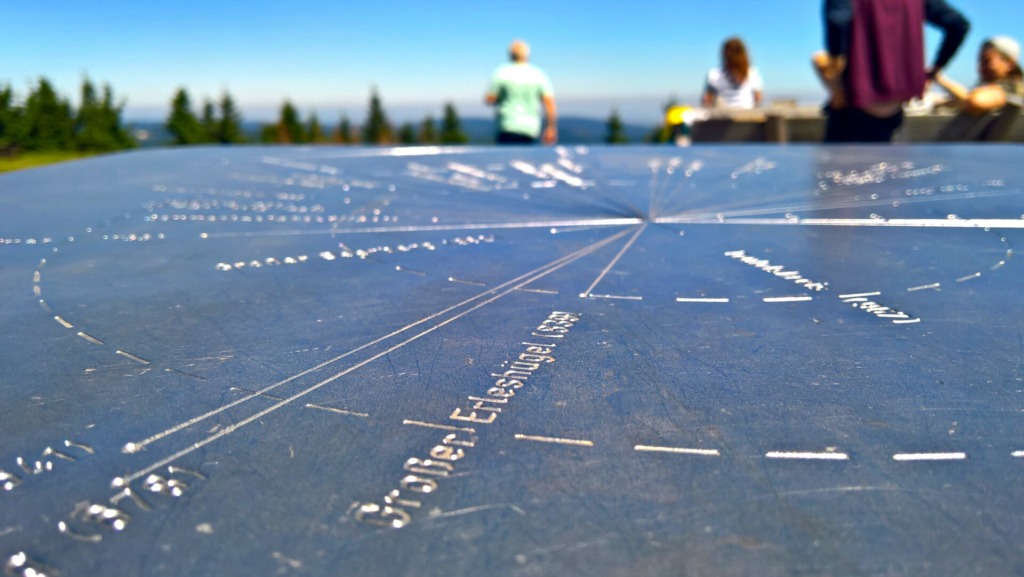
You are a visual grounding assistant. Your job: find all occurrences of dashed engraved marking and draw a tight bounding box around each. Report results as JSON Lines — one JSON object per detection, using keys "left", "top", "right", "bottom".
{"left": 116, "top": 351, "right": 151, "bottom": 365}
{"left": 892, "top": 452, "right": 967, "bottom": 461}
{"left": 76, "top": 332, "right": 104, "bottom": 345}
{"left": 395, "top": 265, "right": 426, "bottom": 276}
{"left": 402, "top": 420, "right": 476, "bottom": 433}
{"left": 956, "top": 272, "right": 981, "bottom": 283}
{"left": 765, "top": 451, "right": 849, "bottom": 461}
{"left": 514, "top": 434, "right": 594, "bottom": 447}
{"left": 54, "top": 315, "right": 73, "bottom": 329}
{"left": 584, "top": 294, "right": 643, "bottom": 301}
{"left": 448, "top": 277, "right": 486, "bottom": 286}
{"left": 634, "top": 445, "right": 720, "bottom": 456}
{"left": 1012, "top": 451, "right": 1024, "bottom": 458}
{"left": 907, "top": 283, "right": 941, "bottom": 292}
{"left": 763, "top": 296, "right": 813, "bottom": 303}
{"left": 304, "top": 403, "right": 369, "bottom": 418}
{"left": 675, "top": 297, "right": 730, "bottom": 303}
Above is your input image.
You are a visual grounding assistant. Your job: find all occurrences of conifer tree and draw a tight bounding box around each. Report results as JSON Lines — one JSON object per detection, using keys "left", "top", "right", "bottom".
{"left": 201, "top": 101, "right": 217, "bottom": 142}
{"left": 0, "top": 84, "right": 24, "bottom": 151}
{"left": 334, "top": 114, "right": 353, "bottom": 144}
{"left": 217, "top": 92, "right": 245, "bottom": 143}
{"left": 276, "top": 101, "right": 306, "bottom": 143}
{"left": 605, "top": 109, "right": 628, "bottom": 144}
{"left": 22, "top": 78, "right": 75, "bottom": 151}
{"left": 398, "top": 121, "right": 416, "bottom": 145}
{"left": 76, "top": 78, "right": 134, "bottom": 151}
{"left": 440, "top": 102, "right": 468, "bottom": 144}
{"left": 308, "top": 112, "right": 326, "bottom": 143}
{"left": 362, "top": 87, "right": 391, "bottom": 145}
{"left": 166, "top": 88, "right": 205, "bottom": 145}
{"left": 418, "top": 115, "right": 437, "bottom": 144}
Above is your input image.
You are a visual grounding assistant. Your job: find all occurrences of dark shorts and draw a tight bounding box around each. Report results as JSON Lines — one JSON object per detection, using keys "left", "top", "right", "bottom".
{"left": 824, "top": 106, "right": 904, "bottom": 143}
{"left": 496, "top": 132, "right": 538, "bottom": 145}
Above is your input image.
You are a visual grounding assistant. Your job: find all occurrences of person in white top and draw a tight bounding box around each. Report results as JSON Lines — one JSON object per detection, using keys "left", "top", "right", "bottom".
{"left": 702, "top": 37, "right": 764, "bottom": 109}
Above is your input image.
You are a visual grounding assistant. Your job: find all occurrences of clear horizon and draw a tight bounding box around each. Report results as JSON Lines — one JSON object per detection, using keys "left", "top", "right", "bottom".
{"left": 7, "top": 1, "right": 1020, "bottom": 125}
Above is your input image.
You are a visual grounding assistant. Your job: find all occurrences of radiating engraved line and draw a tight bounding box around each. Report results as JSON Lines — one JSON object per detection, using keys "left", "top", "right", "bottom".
{"left": 116, "top": 229, "right": 628, "bottom": 484}
{"left": 586, "top": 294, "right": 643, "bottom": 301}
{"left": 675, "top": 297, "right": 730, "bottom": 303}
{"left": 54, "top": 316, "right": 74, "bottom": 329}
{"left": 395, "top": 265, "right": 426, "bottom": 276}
{"left": 402, "top": 420, "right": 477, "bottom": 433}
{"left": 76, "top": 332, "right": 104, "bottom": 345}
{"left": 305, "top": 403, "right": 369, "bottom": 418}
{"left": 229, "top": 386, "right": 283, "bottom": 401}
{"left": 763, "top": 296, "right": 813, "bottom": 303}
{"left": 657, "top": 216, "right": 1024, "bottom": 229}
{"left": 116, "top": 351, "right": 151, "bottom": 365}
{"left": 1012, "top": 451, "right": 1024, "bottom": 458}
{"left": 201, "top": 217, "right": 644, "bottom": 238}
{"left": 448, "top": 277, "right": 486, "bottom": 286}
{"left": 514, "top": 434, "right": 594, "bottom": 447}
{"left": 634, "top": 445, "right": 720, "bottom": 456}
{"left": 838, "top": 291, "right": 881, "bottom": 299}
{"left": 892, "top": 452, "right": 966, "bottom": 461}
{"left": 579, "top": 222, "right": 648, "bottom": 298}
{"left": 122, "top": 228, "right": 630, "bottom": 456}
{"left": 765, "top": 451, "right": 849, "bottom": 461}
{"left": 907, "top": 283, "right": 941, "bottom": 292}
{"left": 956, "top": 272, "right": 981, "bottom": 282}
{"left": 39, "top": 300, "right": 53, "bottom": 313}
{"left": 514, "top": 287, "right": 559, "bottom": 295}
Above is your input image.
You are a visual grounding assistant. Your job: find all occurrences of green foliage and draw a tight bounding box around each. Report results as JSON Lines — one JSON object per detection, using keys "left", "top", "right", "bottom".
{"left": 216, "top": 93, "right": 245, "bottom": 144}
{"left": 362, "top": 88, "right": 392, "bottom": 145}
{"left": 75, "top": 79, "right": 135, "bottom": 151}
{"left": 397, "top": 122, "right": 416, "bottom": 144}
{"left": 21, "top": 78, "right": 75, "bottom": 151}
{"left": 440, "top": 102, "right": 468, "bottom": 144}
{"left": 605, "top": 109, "right": 628, "bottom": 144}
{"left": 201, "top": 101, "right": 217, "bottom": 142}
{"left": 277, "top": 101, "right": 306, "bottom": 143}
{"left": 0, "top": 84, "right": 23, "bottom": 151}
{"left": 418, "top": 115, "right": 437, "bottom": 144}
{"left": 166, "top": 88, "right": 206, "bottom": 145}
{"left": 308, "top": 113, "right": 326, "bottom": 143}
{"left": 334, "top": 115, "right": 354, "bottom": 144}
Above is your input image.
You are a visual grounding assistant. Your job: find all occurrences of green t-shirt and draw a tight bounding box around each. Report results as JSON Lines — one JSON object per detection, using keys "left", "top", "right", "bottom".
{"left": 488, "top": 62, "right": 554, "bottom": 138}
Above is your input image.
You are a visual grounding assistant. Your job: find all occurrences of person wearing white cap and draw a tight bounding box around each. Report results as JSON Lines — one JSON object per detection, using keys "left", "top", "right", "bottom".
{"left": 935, "top": 35, "right": 1024, "bottom": 114}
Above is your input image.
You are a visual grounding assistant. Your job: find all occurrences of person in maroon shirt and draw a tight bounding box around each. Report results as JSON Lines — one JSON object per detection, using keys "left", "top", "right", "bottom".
{"left": 816, "top": 0, "right": 969, "bottom": 142}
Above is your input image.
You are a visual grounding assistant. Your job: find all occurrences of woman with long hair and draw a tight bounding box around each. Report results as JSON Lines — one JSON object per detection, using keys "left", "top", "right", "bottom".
{"left": 702, "top": 37, "right": 764, "bottom": 109}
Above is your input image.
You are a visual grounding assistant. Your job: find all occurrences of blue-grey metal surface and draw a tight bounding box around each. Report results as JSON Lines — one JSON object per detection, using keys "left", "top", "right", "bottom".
{"left": 1, "top": 144, "right": 1022, "bottom": 576}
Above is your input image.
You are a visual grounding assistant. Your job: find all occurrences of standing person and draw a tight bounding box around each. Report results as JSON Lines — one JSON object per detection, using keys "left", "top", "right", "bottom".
{"left": 702, "top": 37, "right": 764, "bottom": 109}
{"left": 485, "top": 40, "right": 557, "bottom": 145}
{"left": 819, "top": 0, "right": 969, "bottom": 142}
{"left": 935, "top": 36, "right": 1024, "bottom": 115}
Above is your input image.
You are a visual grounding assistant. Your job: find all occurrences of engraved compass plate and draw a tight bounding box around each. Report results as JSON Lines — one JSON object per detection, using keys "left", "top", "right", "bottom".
{"left": 1, "top": 145, "right": 1022, "bottom": 576}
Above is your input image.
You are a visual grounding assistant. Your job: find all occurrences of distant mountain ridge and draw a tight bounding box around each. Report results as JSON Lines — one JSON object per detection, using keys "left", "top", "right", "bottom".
{"left": 128, "top": 116, "right": 655, "bottom": 147}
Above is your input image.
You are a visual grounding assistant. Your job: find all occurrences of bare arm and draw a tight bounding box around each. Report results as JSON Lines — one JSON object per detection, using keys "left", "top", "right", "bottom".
{"left": 542, "top": 94, "right": 557, "bottom": 145}
{"left": 934, "top": 73, "right": 1008, "bottom": 115}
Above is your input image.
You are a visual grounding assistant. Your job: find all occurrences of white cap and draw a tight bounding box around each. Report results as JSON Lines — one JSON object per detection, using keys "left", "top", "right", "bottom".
{"left": 985, "top": 36, "right": 1020, "bottom": 66}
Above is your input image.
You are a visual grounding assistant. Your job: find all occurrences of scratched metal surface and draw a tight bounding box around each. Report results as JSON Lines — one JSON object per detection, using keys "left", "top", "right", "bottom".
{"left": 1, "top": 144, "right": 1022, "bottom": 576}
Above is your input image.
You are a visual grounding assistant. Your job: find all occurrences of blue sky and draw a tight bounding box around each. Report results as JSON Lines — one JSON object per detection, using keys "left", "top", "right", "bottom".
{"left": 6, "top": 1, "right": 1020, "bottom": 124}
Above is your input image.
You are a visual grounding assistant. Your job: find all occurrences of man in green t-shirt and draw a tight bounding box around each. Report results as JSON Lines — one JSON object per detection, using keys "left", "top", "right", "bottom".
{"left": 485, "top": 40, "right": 558, "bottom": 145}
